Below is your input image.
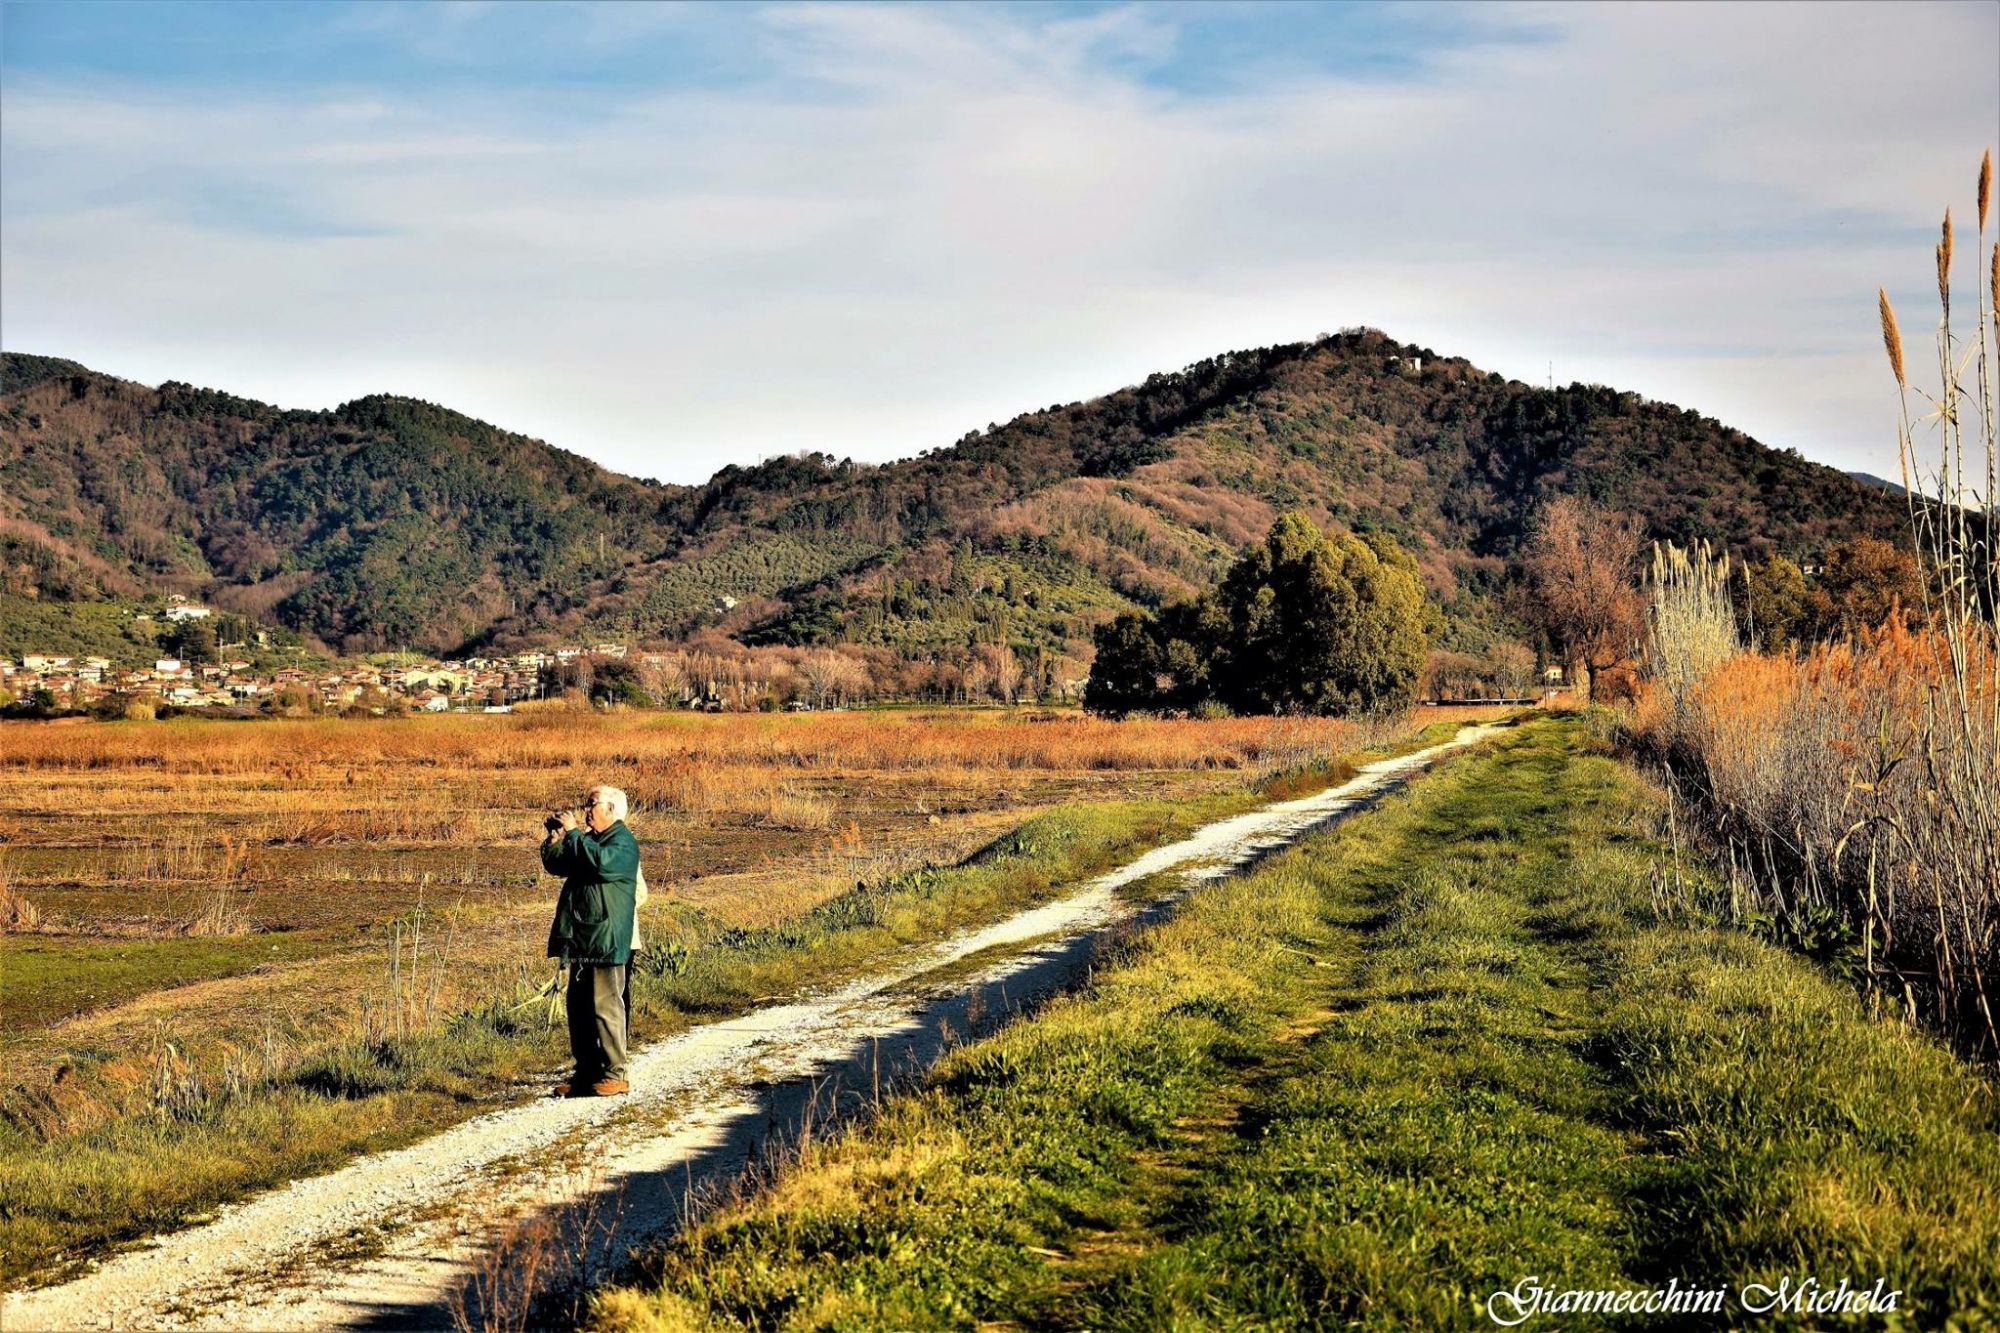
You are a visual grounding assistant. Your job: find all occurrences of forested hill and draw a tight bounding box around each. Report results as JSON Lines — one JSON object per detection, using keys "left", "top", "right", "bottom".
{"left": 1, "top": 330, "right": 1909, "bottom": 657}
{"left": 0, "top": 354, "right": 679, "bottom": 652}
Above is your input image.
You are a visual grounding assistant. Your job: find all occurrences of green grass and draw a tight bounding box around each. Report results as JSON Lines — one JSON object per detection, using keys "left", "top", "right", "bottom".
{"left": 2, "top": 719, "right": 1453, "bottom": 1287}
{"left": 0, "top": 932, "right": 328, "bottom": 1031}
{"left": 0, "top": 595, "right": 160, "bottom": 668}
{"left": 591, "top": 718, "right": 2000, "bottom": 1331}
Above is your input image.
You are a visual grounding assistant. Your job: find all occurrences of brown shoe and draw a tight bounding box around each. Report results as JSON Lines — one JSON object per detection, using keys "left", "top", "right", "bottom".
{"left": 591, "top": 1077, "right": 630, "bottom": 1097}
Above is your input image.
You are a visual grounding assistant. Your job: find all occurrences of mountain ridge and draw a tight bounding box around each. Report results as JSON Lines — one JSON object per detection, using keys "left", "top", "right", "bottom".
{"left": 1, "top": 330, "right": 1911, "bottom": 660}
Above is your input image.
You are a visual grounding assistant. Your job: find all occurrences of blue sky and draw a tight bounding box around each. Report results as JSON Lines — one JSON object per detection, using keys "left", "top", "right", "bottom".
{"left": 3, "top": 1, "right": 1995, "bottom": 483}
{"left": 0, "top": 3, "right": 1538, "bottom": 97}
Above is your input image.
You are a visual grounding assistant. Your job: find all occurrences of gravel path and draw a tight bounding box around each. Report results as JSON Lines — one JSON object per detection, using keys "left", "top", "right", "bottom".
{"left": 2, "top": 723, "right": 1498, "bottom": 1332}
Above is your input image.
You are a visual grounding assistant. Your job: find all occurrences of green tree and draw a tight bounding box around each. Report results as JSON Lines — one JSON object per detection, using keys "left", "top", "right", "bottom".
{"left": 1214, "top": 514, "right": 1428, "bottom": 715}
{"left": 1082, "top": 612, "right": 1169, "bottom": 717}
{"left": 170, "top": 617, "right": 219, "bottom": 666}
{"left": 591, "top": 657, "right": 654, "bottom": 707}
{"left": 1739, "top": 555, "right": 1813, "bottom": 650}
{"left": 1087, "top": 514, "right": 1428, "bottom": 717}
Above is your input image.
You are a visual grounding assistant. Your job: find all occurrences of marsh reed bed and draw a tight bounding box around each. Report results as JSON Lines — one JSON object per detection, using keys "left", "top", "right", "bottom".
{"left": 1635, "top": 152, "right": 1999, "bottom": 1051}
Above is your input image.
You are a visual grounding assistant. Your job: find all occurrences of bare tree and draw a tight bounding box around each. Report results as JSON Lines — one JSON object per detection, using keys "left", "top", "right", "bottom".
{"left": 641, "top": 655, "right": 689, "bottom": 706}
{"left": 1490, "top": 641, "right": 1538, "bottom": 699}
{"left": 984, "top": 643, "right": 1022, "bottom": 704}
{"left": 1521, "top": 497, "right": 1647, "bottom": 702}
{"left": 799, "top": 649, "right": 844, "bottom": 709}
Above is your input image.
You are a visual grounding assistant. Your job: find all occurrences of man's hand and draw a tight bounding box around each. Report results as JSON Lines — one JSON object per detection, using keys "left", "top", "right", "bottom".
{"left": 558, "top": 810, "right": 580, "bottom": 833}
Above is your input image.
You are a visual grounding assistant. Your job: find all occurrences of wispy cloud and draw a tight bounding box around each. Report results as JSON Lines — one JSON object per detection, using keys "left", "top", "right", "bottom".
{"left": 2, "top": 1, "right": 1993, "bottom": 482}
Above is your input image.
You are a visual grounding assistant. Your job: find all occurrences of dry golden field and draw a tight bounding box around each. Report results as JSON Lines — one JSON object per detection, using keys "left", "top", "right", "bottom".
{"left": 0, "top": 706, "right": 1502, "bottom": 1105}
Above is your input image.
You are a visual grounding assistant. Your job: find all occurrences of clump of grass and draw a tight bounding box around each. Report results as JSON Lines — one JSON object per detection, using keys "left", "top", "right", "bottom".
{"left": 758, "top": 787, "right": 832, "bottom": 831}
{"left": 1644, "top": 539, "right": 1737, "bottom": 723}
{"left": 177, "top": 833, "right": 255, "bottom": 938}
{"left": 1, "top": 864, "right": 43, "bottom": 933}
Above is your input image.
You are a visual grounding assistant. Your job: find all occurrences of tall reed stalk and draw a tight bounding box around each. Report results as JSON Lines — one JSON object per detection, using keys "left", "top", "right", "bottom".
{"left": 1875, "top": 149, "right": 2000, "bottom": 1048}
{"left": 1640, "top": 153, "right": 1997, "bottom": 1053}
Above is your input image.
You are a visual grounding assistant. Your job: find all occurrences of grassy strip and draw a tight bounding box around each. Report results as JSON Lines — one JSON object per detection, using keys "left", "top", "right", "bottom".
{"left": 0, "top": 933, "right": 329, "bottom": 1031}
{"left": 591, "top": 718, "right": 2000, "bottom": 1331}
{"left": 0, "top": 721, "right": 1454, "bottom": 1286}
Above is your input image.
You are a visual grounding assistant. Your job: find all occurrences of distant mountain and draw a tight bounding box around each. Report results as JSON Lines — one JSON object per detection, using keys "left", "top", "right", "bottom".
{"left": 1847, "top": 470, "right": 1909, "bottom": 497}
{"left": 1, "top": 331, "right": 1911, "bottom": 658}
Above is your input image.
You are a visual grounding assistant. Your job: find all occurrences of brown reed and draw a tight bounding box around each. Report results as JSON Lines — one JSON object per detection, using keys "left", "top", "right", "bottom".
{"left": 1645, "top": 150, "right": 1999, "bottom": 1054}
{"left": 1880, "top": 288, "right": 1906, "bottom": 388}
{"left": 1939, "top": 209, "right": 1954, "bottom": 310}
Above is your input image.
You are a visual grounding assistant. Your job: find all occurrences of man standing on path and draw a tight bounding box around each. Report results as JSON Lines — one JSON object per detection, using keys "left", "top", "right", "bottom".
{"left": 542, "top": 784, "right": 640, "bottom": 1097}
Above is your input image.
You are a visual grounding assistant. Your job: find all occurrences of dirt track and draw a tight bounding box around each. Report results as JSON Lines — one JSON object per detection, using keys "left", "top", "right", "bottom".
{"left": 1, "top": 723, "right": 1498, "bottom": 1332}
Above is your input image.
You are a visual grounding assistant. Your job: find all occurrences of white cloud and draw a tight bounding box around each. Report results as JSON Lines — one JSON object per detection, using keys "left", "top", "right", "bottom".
{"left": 2, "top": 1, "right": 1993, "bottom": 484}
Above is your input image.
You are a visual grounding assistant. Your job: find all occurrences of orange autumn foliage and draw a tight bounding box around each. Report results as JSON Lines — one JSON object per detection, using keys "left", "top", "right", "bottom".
{"left": 1635, "top": 616, "right": 1998, "bottom": 1043}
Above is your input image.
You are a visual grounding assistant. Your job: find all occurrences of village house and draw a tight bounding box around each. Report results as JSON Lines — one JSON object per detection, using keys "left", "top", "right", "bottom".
{"left": 3, "top": 639, "right": 651, "bottom": 717}
{"left": 399, "top": 667, "right": 469, "bottom": 694}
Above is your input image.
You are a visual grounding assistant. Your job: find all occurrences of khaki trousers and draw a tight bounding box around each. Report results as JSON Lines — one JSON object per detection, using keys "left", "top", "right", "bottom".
{"left": 565, "top": 961, "right": 629, "bottom": 1081}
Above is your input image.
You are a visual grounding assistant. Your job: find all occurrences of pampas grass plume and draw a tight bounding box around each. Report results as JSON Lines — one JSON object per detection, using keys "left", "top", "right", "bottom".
{"left": 1937, "top": 210, "right": 1953, "bottom": 306}
{"left": 1879, "top": 288, "right": 1906, "bottom": 386}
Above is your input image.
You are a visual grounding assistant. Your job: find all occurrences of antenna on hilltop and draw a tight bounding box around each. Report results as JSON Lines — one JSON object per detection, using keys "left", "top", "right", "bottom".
{"left": 1548, "top": 361, "right": 1554, "bottom": 392}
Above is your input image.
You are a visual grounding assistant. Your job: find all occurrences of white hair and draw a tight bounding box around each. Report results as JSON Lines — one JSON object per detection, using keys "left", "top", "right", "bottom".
{"left": 589, "top": 785, "right": 629, "bottom": 822}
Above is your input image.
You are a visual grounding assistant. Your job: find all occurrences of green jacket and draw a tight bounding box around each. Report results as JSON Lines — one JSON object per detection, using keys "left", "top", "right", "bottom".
{"left": 542, "top": 821, "right": 639, "bottom": 965}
